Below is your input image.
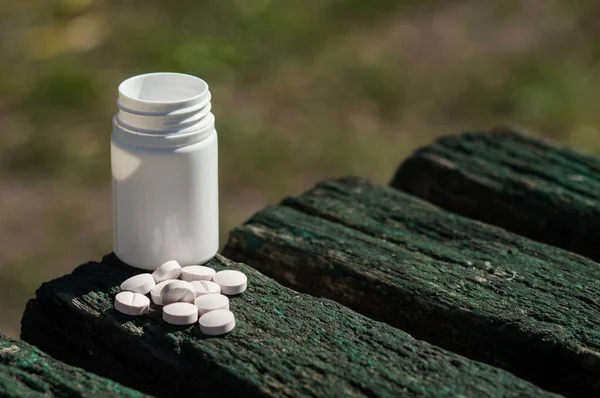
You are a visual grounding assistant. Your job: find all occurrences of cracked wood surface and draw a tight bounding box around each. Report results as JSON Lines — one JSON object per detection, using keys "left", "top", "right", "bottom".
{"left": 223, "top": 177, "right": 600, "bottom": 397}
{"left": 392, "top": 129, "right": 600, "bottom": 261}
{"left": 19, "top": 254, "right": 555, "bottom": 398}
{"left": 0, "top": 334, "right": 147, "bottom": 397}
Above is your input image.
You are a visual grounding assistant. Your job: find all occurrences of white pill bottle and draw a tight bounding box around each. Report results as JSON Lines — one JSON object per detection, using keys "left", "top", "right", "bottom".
{"left": 111, "top": 73, "right": 218, "bottom": 270}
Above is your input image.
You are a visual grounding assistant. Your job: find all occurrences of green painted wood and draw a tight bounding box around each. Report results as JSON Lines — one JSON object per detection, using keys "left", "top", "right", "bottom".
{"left": 20, "top": 254, "right": 555, "bottom": 398}
{"left": 391, "top": 128, "right": 600, "bottom": 261}
{"left": 0, "top": 334, "right": 147, "bottom": 397}
{"left": 223, "top": 177, "right": 600, "bottom": 398}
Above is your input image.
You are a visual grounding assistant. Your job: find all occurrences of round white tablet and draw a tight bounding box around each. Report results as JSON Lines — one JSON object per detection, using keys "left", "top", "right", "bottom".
{"left": 160, "top": 280, "right": 196, "bottom": 305}
{"left": 190, "top": 280, "right": 221, "bottom": 297}
{"left": 194, "top": 294, "right": 229, "bottom": 316}
{"left": 150, "top": 279, "right": 178, "bottom": 305}
{"left": 162, "top": 302, "right": 198, "bottom": 325}
{"left": 181, "top": 265, "right": 216, "bottom": 281}
{"left": 152, "top": 260, "right": 182, "bottom": 283}
{"left": 213, "top": 270, "right": 247, "bottom": 295}
{"left": 114, "top": 291, "right": 150, "bottom": 316}
{"left": 199, "top": 310, "right": 236, "bottom": 336}
{"left": 120, "top": 273, "right": 156, "bottom": 295}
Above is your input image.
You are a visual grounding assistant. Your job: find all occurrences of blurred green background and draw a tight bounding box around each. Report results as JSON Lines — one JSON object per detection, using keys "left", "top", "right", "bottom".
{"left": 2, "top": 0, "right": 600, "bottom": 337}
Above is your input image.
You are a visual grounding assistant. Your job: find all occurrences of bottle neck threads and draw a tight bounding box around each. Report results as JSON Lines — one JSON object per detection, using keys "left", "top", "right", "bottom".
{"left": 113, "top": 72, "right": 214, "bottom": 148}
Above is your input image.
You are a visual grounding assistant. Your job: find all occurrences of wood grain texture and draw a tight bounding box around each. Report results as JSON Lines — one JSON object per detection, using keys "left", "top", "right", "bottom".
{"left": 20, "top": 254, "right": 554, "bottom": 398}
{"left": 391, "top": 128, "right": 600, "bottom": 261}
{"left": 0, "top": 334, "right": 147, "bottom": 397}
{"left": 223, "top": 177, "right": 600, "bottom": 397}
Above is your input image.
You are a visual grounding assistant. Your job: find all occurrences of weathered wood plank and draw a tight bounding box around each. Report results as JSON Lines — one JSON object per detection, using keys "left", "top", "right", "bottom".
{"left": 0, "top": 334, "right": 147, "bottom": 397}
{"left": 391, "top": 129, "right": 600, "bottom": 261}
{"left": 20, "top": 254, "right": 555, "bottom": 398}
{"left": 223, "top": 177, "right": 600, "bottom": 397}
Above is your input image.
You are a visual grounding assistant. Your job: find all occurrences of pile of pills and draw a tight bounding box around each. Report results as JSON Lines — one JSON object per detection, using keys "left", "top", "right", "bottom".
{"left": 114, "top": 260, "right": 247, "bottom": 336}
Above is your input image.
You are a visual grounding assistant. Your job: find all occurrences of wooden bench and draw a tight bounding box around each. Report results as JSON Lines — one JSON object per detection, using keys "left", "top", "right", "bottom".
{"left": 223, "top": 177, "right": 600, "bottom": 397}
{"left": 0, "top": 334, "right": 147, "bottom": 397}
{"left": 392, "top": 128, "right": 600, "bottom": 261}
{"left": 10, "top": 131, "right": 599, "bottom": 397}
{"left": 19, "top": 254, "right": 553, "bottom": 397}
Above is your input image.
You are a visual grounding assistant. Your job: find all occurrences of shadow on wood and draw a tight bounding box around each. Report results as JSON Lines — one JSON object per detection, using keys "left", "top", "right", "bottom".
{"left": 0, "top": 334, "right": 147, "bottom": 397}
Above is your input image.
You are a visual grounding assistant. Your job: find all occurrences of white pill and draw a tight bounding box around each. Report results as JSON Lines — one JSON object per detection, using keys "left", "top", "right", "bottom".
{"left": 152, "top": 260, "right": 182, "bottom": 283}
{"left": 160, "top": 280, "right": 196, "bottom": 305}
{"left": 120, "top": 273, "right": 156, "bottom": 295}
{"left": 194, "top": 294, "right": 229, "bottom": 316}
{"left": 181, "top": 265, "right": 216, "bottom": 281}
{"left": 150, "top": 279, "right": 178, "bottom": 305}
{"left": 162, "top": 302, "right": 198, "bottom": 325}
{"left": 199, "top": 310, "right": 236, "bottom": 336}
{"left": 114, "top": 291, "right": 150, "bottom": 316}
{"left": 190, "top": 280, "right": 221, "bottom": 297}
{"left": 213, "top": 270, "right": 247, "bottom": 295}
